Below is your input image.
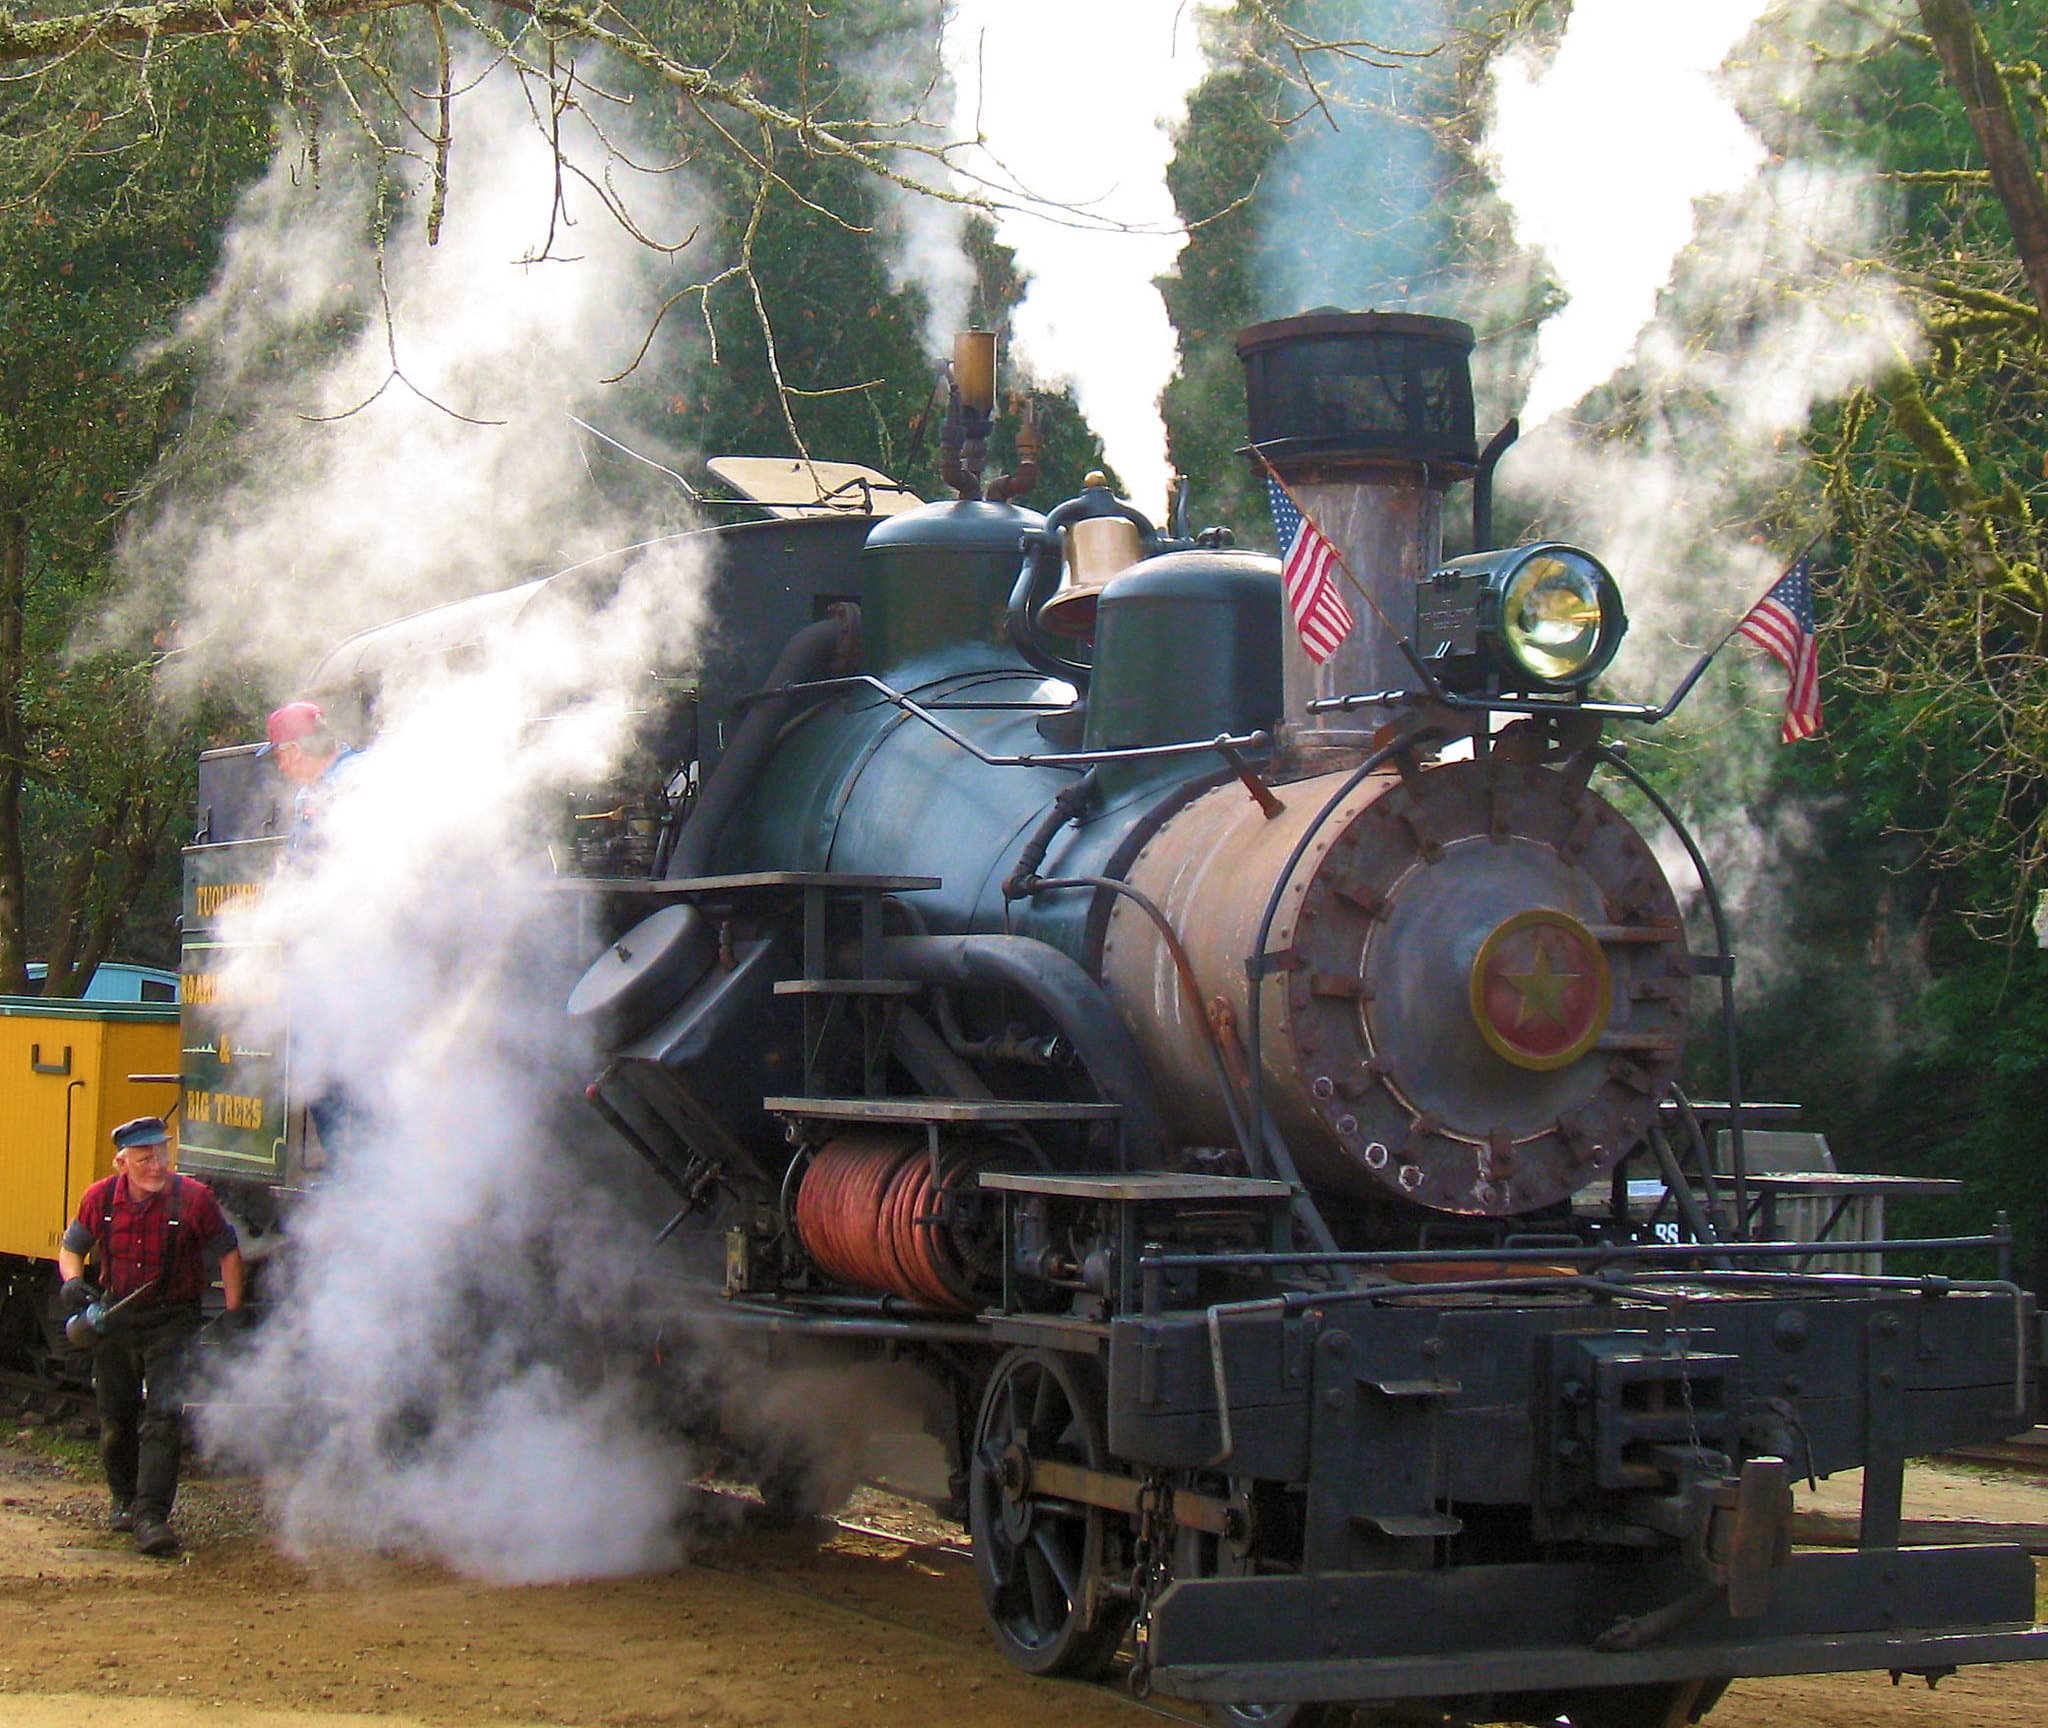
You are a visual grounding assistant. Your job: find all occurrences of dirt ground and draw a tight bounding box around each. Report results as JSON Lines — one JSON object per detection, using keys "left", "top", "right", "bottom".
{"left": 0, "top": 1433, "right": 2045, "bottom": 1728}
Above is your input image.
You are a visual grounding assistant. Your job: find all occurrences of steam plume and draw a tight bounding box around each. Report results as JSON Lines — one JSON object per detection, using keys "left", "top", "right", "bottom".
{"left": 117, "top": 70, "right": 703, "bottom": 685}
{"left": 937, "top": 1, "right": 1215, "bottom": 513}
{"left": 1484, "top": 0, "right": 1773, "bottom": 431}
{"left": 135, "top": 62, "right": 738, "bottom": 1580}
{"left": 1475, "top": 0, "right": 1916, "bottom": 672}
{"left": 1253, "top": 0, "right": 1461, "bottom": 316}
{"left": 1474, "top": 1, "right": 1915, "bottom": 991}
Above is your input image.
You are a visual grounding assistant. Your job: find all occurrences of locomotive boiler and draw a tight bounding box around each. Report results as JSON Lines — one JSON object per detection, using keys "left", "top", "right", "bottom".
{"left": 181, "top": 313, "right": 2047, "bottom": 1724}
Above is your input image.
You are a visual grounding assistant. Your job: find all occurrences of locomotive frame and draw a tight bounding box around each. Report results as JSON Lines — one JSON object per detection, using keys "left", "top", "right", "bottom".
{"left": 177, "top": 313, "right": 2048, "bottom": 1726}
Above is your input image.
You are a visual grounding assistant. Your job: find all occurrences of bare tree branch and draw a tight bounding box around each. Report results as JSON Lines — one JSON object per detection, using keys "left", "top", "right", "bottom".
{"left": 1917, "top": 0, "right": 2048, "bottom": 329}
{"left": 0, "top": 0, "right": 426, "bottom": 62}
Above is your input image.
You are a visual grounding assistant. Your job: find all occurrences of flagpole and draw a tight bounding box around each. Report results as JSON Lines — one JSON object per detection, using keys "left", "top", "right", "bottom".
{"left": 1636, "top": 529, "right": 1827, "bottom": 722}
{"left": 1708, "top": 529, "right": 1827, "bottom": 656}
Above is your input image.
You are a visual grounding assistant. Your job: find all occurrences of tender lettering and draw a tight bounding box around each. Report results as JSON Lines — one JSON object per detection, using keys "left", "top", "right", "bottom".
{"left": 194, "top": 882, "right": 263, "bottom": 917}
{"left": 184, "top": 1089, "right": 266, "bottom": 1129}
{"left": 179, "top": 969, "right": 279, "bottom": 1006}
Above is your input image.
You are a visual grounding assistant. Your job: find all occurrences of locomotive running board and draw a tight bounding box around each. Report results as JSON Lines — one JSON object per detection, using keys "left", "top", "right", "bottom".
{"left": 1142, "top": 1545, "right": 2048, "bottom": 1703}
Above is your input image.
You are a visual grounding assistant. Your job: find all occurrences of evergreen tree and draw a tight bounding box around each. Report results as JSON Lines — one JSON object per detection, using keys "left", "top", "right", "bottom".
{"left": 0, "top": 44, "right": 278, "bottom": 985}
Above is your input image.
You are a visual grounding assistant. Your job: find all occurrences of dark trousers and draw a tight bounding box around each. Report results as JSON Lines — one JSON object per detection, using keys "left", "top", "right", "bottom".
{"left": 308, "top": 1085, "right": 365, "bottom": 1167}
{"left": 92, "top": 1305, "right": 203, "bottom": 1520}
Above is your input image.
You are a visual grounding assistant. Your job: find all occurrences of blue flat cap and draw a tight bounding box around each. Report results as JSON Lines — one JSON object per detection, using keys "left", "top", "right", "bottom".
{"left": 112, "top": 1116, "right": 170, "bottom": 1149}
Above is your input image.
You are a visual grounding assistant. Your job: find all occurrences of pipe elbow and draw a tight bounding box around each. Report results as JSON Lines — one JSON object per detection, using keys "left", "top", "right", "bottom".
{"left": 879, "top": 933, "right": 1163, "bottom": 1160}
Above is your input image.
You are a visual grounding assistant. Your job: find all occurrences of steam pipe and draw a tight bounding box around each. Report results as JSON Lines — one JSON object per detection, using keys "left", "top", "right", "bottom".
{"left": 878, "top": 933, "right": 1164, "bottom": 1162}
{"left": 1001, "top": 768, "right": 1100, "bottom": 901}
{"left": 986, "top": 399, "right": 1041, "bottom": 505}
{"left": 666, "top": 606, "right": 859, "bottom": 880}
{"left": 939, "top": 383, "right": 981, "bottom": 502}
{"left": 1665, "top": 1085, "right": 1736, "bottom": 1238}
{"left": 1646, "top": 1121, "right": 1730, "bottom": 1269}
{"left": 1471, "top": 416, "right": 1519, "bottom": 553}
{"left": 1019, "top": 873, "right": 1258, "bottom": 1169}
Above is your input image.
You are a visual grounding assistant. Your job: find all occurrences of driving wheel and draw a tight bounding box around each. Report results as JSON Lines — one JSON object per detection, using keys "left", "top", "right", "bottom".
{"left": 967, "top": 1346, "right": 1129, "bottom": 1677}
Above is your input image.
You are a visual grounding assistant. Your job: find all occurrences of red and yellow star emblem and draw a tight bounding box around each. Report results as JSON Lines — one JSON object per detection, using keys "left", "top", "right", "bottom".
{"left": 1469, "top": 909, "right": 1612, "bottom": 1071}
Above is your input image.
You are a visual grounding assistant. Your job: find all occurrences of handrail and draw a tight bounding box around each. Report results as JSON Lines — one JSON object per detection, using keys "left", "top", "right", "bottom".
{"left": 1138, "top": 1233, "right": 2008, "bottom": 1273}
{"left": 1307, "top": 631, "right": 1719, "bottom": 726}
{"left": 731, "top": 671, "right": 1270, "bottom": 771}
{"left": 1598, "top": 745, "right": 1750, "bottom": 1224}
{"left": 1136, "top": 1232, "right": 2016, "bottom": 1314}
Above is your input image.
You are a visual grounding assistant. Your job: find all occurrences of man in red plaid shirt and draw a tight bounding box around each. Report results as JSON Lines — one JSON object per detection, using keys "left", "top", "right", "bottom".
{"left": 56, "top": 1116, "right": 244, "bottom": 1557}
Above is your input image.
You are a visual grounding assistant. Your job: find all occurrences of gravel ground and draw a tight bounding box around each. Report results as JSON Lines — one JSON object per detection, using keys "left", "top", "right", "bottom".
{"left": 1, "top": 1422, "right": 2045, "bottom": 1728}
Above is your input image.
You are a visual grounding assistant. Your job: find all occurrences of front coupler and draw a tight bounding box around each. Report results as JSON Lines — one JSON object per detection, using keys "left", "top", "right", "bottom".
{"left": 1111, "top": 1277, "right": 2042, "bottom": 1704}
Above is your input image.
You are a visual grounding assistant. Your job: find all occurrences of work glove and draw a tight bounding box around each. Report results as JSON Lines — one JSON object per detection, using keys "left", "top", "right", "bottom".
{"left": 58, "top": 1277, "right": 98, "bottom": 1315}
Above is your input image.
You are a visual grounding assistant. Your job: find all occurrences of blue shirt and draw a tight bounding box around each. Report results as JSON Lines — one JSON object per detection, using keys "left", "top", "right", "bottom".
{"left": 290, "top": 744, "right": 359, "bottom": 851}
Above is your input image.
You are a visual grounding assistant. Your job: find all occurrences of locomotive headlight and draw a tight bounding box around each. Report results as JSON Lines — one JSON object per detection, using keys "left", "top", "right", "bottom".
{"left": 1499, "top": 548, "right": 1621, "bottom": 684}
{"left": 1416, "top": 542, "right": 1627, "bottom": 695}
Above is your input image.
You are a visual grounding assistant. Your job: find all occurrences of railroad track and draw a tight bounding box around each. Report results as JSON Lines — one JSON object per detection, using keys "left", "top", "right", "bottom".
{"left": 688, "top": 1485, "right": 1202, "bottom": 1723}
{"left": 0, "top": 1365, "right": 93, "bottom": 1430}
{"left": 1947, "top": 1427, "right": 2048, "bottom": 1478}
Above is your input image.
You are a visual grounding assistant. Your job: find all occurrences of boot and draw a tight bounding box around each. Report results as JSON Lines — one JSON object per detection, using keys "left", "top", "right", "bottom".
{"left": 108, "top": 1498, "right": 134, "bottom": 1533}
{"left": 132, "top": 1514, "right": 180, "bottom": 1558}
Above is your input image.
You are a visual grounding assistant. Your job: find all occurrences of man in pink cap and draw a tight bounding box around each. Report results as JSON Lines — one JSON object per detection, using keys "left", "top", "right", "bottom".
{"left": 260, "top": 701, "right": 367, "bottom": 1156}
{"left": 259, "top": 699, "right": 357, "bottom": 848}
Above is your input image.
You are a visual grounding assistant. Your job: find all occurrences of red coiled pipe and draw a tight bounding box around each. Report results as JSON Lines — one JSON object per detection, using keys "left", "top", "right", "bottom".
{"left": 794, "top": 1134, "right": 978, "bottom": 1312}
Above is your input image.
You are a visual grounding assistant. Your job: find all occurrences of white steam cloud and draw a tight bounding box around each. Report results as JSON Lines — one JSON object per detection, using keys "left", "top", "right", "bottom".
{"left": 935, "top": 0, "right": 1216, "bottom": 513}
{"left": 209, "top": 602, "right": 711, "bottom": 1580}
{"left": 118, "top": 69, "right": 704, "bottom": 683}
{"left": 1485, "top": 0, "right": 1773, "bottom": 431}
{"left": 1253, "top": 0, "right": 1460, "bottom": 316}
{"left": 1477, "top": 2, "right": 1917, "bottom": 678}
{"left": 1475, "top": 1, "right": 1916, "bottom": 986}
{"left": 138, "top": 62, "right": 748, "bottom": 1579}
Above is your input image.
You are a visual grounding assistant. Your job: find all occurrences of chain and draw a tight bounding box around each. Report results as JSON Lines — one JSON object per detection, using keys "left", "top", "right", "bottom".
{"left": 1125, "top": 1472, "right": 1177, "bottom": 1700}
{"left": 1675, "top": 1293, "right": 1703, "bottom": 1463}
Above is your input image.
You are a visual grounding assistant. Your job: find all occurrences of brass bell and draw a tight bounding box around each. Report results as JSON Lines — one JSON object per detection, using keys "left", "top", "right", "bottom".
{"left": 1037, "top": 511, "right": 1144, "bottom": 640}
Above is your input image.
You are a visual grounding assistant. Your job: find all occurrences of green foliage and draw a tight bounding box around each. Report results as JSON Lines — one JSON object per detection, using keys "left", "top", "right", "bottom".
{"left": 1778, "top": 5, "right": 2048, "bottom": 935}
{"left": 0, "top": 39, "right": 279, "bottom": 984}
{"left": 1162, "top": 55, "right": 1289, "bottom": 538}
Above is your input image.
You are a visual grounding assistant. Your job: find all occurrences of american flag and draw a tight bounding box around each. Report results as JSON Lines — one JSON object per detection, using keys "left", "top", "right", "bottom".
{"left": 1266, "top": 478, "right": 1355, "bottom": 663}
{"left": 1736, "top": 554, "right": 1821, "bottom": 742}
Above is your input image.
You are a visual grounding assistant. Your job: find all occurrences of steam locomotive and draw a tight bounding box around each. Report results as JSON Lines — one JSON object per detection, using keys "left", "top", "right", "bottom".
{"left": 180, "top": 314, "right": 2047, "bottom": 1725}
